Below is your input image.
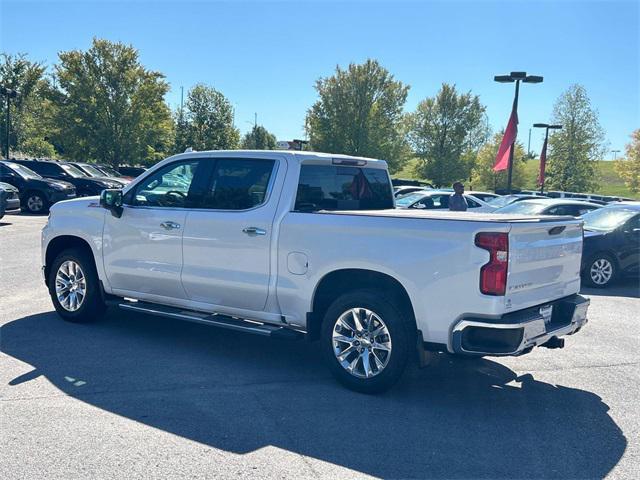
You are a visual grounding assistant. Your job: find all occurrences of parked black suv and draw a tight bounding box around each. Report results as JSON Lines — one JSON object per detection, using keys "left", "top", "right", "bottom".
{"left": 0, "top": 161, "right": 76, "bottom": 213}
{"left": 12, "top": 160, "right": 124, "bottom": 197}
{"left": 68, "top": 162, "right": 130, "bottom": 184}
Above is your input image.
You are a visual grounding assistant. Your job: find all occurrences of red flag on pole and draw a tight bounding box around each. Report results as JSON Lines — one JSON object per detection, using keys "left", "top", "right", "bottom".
{"left": 537, "top": 136, "right": 548, "bottom": 186}
{"left": 493, "top": 106, "right": 518, "bottom": 172}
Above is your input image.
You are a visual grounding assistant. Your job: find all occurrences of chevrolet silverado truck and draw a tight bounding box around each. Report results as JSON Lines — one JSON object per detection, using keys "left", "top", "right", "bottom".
{"left": 42, "top": 150, "right": 589, "bottom": 393}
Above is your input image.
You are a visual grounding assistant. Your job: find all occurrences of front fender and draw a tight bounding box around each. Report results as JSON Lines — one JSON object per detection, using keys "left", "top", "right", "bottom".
{"left": 42, "top": 198, "right": 109, "bottom": 289}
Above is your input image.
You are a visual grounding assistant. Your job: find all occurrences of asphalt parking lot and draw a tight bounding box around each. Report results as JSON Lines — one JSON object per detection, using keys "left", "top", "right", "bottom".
{"left": 1, "top": 213, "right": 639, "bottom": 479}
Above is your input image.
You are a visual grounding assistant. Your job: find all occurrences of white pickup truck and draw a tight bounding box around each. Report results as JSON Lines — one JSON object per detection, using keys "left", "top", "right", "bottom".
{"left": 42, "top": 150, "right": 589, "bottom": 392}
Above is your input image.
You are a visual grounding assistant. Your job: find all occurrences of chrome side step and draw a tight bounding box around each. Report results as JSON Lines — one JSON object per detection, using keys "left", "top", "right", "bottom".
{"left": 116, "top": 301, "right": 303, "bottom": 340}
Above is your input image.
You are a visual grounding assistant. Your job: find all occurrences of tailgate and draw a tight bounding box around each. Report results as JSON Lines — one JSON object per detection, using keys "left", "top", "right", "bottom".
{"left": 506, "top": 219, "right": 583, "bottom": 312}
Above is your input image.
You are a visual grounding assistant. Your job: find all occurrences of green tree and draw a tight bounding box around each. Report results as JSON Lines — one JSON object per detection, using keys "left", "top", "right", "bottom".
{"left": 0, "top": 53, "right": 57, "bottom": 158}
{"left": 471, "top": 132, "right": 527, "bottom": 191}
{"left": 305, "top": 59, "right": 410, "bottom": 172}
{"left": 545, "top": 84, "right": 605, "bottom": 192}
{"left": 54, "top": 38, "right": 173, "bottom": 166}
{"left": 615, "top": 129, "right": 640, "bottom": 193}
{"left": 408, "top": 83, "right": 489, "bottom": 187}
{"left": 177, "top": 84, "right": 239, "bottom": 152}
{"left": 241, "top": 125, "right": 277, "bottom": 150}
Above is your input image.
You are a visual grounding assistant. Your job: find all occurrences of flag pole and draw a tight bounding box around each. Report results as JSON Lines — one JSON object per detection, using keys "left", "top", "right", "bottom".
{"left": 506, "top": 79, "right": 520, "bottom": 194}
{"left": 540, "top": 127, "right": 549, "bottom": 194}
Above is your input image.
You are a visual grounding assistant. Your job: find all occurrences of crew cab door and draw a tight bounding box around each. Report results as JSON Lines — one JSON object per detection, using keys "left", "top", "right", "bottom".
{"left": 102, "top": 158, "right": 207, "bottom": 299}
{"left": 181, "top": 156, "right": 284, "bottom": 311}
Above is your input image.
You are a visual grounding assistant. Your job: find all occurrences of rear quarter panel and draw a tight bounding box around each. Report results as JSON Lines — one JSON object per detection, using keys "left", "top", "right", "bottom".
{"left": 276, "top": 212, "right": 513, "bottom": 345}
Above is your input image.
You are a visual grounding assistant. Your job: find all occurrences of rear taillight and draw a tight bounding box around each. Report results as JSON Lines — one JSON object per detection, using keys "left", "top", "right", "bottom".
{"left": 475, "top": 232, "right": 509, "bottom": 296}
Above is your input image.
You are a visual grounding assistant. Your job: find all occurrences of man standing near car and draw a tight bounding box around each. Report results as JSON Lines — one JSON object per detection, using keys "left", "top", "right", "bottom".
{"left": 449, "top": 182, "right": 468, "bottom": 211}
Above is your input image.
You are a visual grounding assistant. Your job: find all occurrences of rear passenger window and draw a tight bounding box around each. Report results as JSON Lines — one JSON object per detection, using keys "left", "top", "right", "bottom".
{"left": 201, "top": 159, "right": 275, "bottom": 210}
{"left": 294, "top": 165, "right": 394, "bottom": 211}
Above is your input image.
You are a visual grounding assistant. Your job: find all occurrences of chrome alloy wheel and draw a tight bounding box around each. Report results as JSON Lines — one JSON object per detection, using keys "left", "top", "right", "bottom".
{"left": 590, "top": 258, "right": 613, "bottom": 285}
{"left": 55, "top": 260, "right": 87, "bottom": 312}
{"left": 332, "top": 308, "right": 392, "bottom": 379}
{"left": 27, "top": 195, "right": 44, "bottom": 212}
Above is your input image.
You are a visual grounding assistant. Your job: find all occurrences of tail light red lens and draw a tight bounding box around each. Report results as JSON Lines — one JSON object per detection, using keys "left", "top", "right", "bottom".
{"left": 475, "top": 232, "right": 509, "bottom": 296}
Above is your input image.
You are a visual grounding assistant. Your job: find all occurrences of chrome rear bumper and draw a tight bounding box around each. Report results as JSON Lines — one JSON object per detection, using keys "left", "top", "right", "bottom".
{"left": 451, "top": 294, "right": 589, "bottom": 356}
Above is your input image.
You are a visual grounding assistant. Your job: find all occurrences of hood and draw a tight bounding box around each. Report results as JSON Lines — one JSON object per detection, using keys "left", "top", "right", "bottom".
{"left": 0, "top": 182, "right": 19, "bottom": 193}
{"left": 50, "top": 195, "right": 101, "bottom": 213}
{"left": 74, "top": 176, "right": 122, "bottom": 188}
{"left": 583, "top": 229, "right": 606, "bottom": 239}
{"left": 92, "top": 176, "right": 126, "bottom": 187}
{"left": 40, "top": 178, "right": 75, "bottom": 189}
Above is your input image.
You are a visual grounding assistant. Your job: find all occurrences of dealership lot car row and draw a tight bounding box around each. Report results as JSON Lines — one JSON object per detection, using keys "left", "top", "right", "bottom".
{"left": 0, "top": 159, "right": 144, "bottom": 214}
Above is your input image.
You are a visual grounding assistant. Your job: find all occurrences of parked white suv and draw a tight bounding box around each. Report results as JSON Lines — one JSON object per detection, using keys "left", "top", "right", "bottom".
{"left": 42, "top": 151, "right": 589, "bottom": 392}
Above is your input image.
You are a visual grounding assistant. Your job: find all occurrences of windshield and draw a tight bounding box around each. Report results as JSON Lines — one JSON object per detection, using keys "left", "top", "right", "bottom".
{"left": 60, "top": 163, "right": 87, "bottom": 178}
{"left": 495, "top": 201, "right": 547, "bottom": 215}
{"left": 582, "top": 208, "right": 637, "bottom": 231}
{"left": 79, "top": 164, "right": 106, "bottom": 177}
{"left": 395, "top": 192, "right": 426, "bottom": 207}
{"left": 98, "top": 165, "right": 121, "bottom": 177}
{"left": 6, "top": 162, "right": 42, "bottom": 180}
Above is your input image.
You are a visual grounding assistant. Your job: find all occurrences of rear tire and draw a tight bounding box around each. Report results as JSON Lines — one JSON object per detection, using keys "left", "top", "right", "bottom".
{"left": 582, "top": 253, "right": 617, "bottom": 288}
{"left": 321, "top": 289, "right": 412, "bottom": 394}
{"left": 48, "top": 248, "right": 106, "bottom": 322}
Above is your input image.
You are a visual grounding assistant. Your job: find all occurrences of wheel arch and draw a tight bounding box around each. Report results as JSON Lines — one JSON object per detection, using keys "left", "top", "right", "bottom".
{"left": 44, "top": 235, "right": 96, "bottom": 286}
{"left": 308, "top": 268, "right": 416, "bottom": 341}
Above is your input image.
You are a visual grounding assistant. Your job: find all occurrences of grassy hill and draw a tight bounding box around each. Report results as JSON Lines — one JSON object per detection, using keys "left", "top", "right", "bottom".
{"left": 394, "top": 159, "right": 638, "bottom": 199}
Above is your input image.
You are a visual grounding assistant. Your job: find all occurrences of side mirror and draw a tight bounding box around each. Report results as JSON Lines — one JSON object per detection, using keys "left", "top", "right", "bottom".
{"left": 412, "top": 203, "right": 426, "bottom": 209}
{"left": 100, "top": 189, "right": 123, "bottom": 218}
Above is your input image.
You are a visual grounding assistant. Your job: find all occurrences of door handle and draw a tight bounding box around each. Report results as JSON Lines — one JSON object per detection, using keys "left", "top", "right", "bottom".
{"left": 160, "top": 221, "right": 181, "bottom": 230}
{"left": 242, "top": 227, "right": 266, "bottom": 236}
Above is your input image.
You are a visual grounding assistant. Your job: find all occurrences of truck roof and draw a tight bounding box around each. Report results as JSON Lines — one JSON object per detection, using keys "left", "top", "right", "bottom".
{"left": 166, "top": 150, "right": 389, "bottom": 169}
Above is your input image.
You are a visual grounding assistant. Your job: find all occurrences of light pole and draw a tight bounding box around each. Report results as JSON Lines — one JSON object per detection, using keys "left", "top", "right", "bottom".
{"left": 0, "top": 86, "right": 19, "bottom": 159}
{"left": 533, "top": 123, "right": 562, "bottom": 194}
{"left": 611, "top": 149, "right": 620, "bottom": 160}
{"left": 494, "top": 72, "right": 543, "bottom": 193}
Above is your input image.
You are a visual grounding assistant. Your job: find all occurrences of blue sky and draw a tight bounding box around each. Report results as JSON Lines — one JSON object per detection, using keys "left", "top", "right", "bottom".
{"left": 1, "top": 0, "right": 638, "bottom": 157}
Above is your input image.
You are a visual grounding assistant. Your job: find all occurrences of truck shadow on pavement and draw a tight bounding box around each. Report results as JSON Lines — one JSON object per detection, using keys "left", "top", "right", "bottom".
{"left": 3, "top": 310, "right": 626, "bottom": 479}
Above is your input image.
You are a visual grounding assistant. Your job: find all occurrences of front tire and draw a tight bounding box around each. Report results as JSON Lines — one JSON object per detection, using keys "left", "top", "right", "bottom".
{"left": 321, "top": 289, "right": 412, "bottom": 393}
{"left": 583, "top": 253, "right": 617, "bottom": 288}
{"left": 23, "top": 190, "right": 48, "bottom": 214}
{"left": 48, "top": 249, "right": 106, "bottom": 322}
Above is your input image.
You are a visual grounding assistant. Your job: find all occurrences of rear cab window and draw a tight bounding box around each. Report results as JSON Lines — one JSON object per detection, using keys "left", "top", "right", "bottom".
{"left": 294, "top": 164, "right": 394, "bottom": 212}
